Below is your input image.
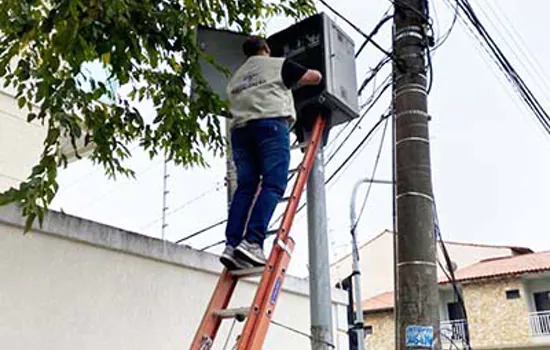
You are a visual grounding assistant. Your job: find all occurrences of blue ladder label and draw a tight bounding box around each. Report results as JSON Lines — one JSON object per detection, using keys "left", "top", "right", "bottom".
{"left": 270, "top": 277, "right": 283, "bottom": 304}
{"left": 405, "top": 325, "right": 434, "bottom": 348}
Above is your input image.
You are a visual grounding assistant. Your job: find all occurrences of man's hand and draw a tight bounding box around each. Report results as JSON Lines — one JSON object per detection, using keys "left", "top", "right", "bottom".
{"left": 297, "top": 69, "right": 323, "bottom": 86}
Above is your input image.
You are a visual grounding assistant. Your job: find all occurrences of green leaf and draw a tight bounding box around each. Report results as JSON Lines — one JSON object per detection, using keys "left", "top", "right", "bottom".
{"left": 27, "top": 113, "right": 37, "bottom": 122}
{"left": 18, "top": 96, "right": 26, "bottom": 109}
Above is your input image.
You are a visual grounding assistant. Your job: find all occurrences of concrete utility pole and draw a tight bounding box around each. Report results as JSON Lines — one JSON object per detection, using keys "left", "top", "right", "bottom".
{"left": 393, "top": 0, "right": 441, "bottom": 349}
{"left": 307, "top": 147, "right": 334, "bottom": 350}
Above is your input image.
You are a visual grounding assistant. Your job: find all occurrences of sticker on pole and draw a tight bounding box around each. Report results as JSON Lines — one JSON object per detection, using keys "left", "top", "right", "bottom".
{"left": 270, "top": 277, "right": 283, "bottom": 304}
{"left": 405, "top": 325, "right": 434, "bottom": 348}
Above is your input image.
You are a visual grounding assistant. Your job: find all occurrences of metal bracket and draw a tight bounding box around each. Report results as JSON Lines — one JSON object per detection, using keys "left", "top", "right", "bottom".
{"left": 395, "top": 30, "right": 424, "bottom": 42}
{"left": 395, "top": 109, "right": 430, "bottom": 120}
{"left": 397, "top": 261, "right": 437, "bottom": 268}
{"left": 199, "top": 336, "right": 213, "bottom": 350}
{"left": 396, "top": 191, "right": 434, "bottom": 203}
{"left": 395, "top": 26, "right": 424, "bottom": 42}
{"left": 274, "top": 238, "right": 293, "bottom": 257}
{"left": 395, "top": 137, "right": 430, "bottom": 147}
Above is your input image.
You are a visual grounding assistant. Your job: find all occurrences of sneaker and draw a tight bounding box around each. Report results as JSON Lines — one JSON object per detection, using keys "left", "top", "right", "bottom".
{"left": 220, "top": 246, "right": 253, "bottom": 270}
{"left": 235, "top": 240, "right": 266, "bottom": 267}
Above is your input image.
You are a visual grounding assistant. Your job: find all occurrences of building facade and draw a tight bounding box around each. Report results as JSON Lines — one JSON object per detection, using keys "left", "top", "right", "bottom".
{"left": 362, "top": 251, "right": 550, "bottom": 349}
{"left": 0, "top": 88, "right": 91, "bottom": 192}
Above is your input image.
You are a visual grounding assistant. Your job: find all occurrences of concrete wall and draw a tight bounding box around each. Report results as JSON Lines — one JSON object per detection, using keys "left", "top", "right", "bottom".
{"left": 0, "top": 204, "right": 348, "bottom": 350}
{"left": 463, "top": 278, "right": 531, "bottom": 348}
{"left": 331, "top": 231, "right": 517, "bottom": 301}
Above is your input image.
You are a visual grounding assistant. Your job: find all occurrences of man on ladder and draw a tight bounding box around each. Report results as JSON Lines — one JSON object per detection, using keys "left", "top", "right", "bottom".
{"left": 221, "top": 36, "right": 322, "bottom": 270}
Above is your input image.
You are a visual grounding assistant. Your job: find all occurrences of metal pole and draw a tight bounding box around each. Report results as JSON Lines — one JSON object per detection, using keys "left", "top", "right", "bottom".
{"left": 393, "top": 0, "right": 440, "bottom": 349}
{"left": 225, "top": 118, "right": 237, "bottom": 208}
{"left": 349, "top": 178, "right": 395, "bottom": 349}
{"left": 349, "top": 179, "right": 369, "bottom": 350}
{"left": 307, "top": 146, "right": 334, "bottom": 350}
{"left": 161, "top": 157, "right": 169, "bottom": 241}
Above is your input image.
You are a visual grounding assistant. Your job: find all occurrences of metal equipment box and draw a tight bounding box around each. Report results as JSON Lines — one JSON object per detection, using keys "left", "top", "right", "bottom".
{"left": 268, "top": 13, "right": 359, "bottom": 127}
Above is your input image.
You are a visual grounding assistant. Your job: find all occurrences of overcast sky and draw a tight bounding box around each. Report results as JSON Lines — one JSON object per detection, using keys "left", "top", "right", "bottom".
{"left": 51, "top": 0, "right": 550, "bottom": 277}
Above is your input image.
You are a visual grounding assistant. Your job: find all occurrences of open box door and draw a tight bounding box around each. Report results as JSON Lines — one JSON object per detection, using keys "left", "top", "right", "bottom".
{"left": 196, "top": 27, "right": 249, "bottom": 103}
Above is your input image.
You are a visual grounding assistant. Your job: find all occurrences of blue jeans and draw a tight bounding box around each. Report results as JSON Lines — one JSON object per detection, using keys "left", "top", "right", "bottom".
{"left": 225, "top": 118, "right": 290, "bottom": 248}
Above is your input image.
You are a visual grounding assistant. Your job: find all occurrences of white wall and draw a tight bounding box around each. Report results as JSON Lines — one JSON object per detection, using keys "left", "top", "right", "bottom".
{"left": 0, "top": 205, "right": 348, "bottom": 350}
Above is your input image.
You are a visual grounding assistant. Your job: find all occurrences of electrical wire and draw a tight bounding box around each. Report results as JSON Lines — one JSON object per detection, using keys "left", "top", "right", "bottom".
{"left": 388, "top": 0, "right": 432, "bottom": 27}
{"left": 483, "top": 0, "right": 550, "bottom": 92}
{"left": 140, "top": 181, "right": 222, "bottom": 230}
{"left": 270, "top": 319, "right": 335, "bottom": 348}
{"left": 432, "top": 0, "right": 459, "bottom": 51}
{"left": 358, "top": 59, "right": 392, "bottom": 97}
{"left": 352, "top": 117, "right": 389, "bottom": 230}
{"left": 438, "top": 330, "right": 462, "bottom": 350}
{"left": 434, "top": 205, "right": 473, "bottom": 350}
{"left": 222, "top": 319, "right": 237, "bottom": 350}
{"left": 355, "top": 12, "right": 393, "bottom": 59}
{"left": 318, "top": 0, "right": 394, "bottom": 60}
{"left": 476, "top": 1, "right": 550, "bottom": 96}
{"left": 326, "top": 112, "right": 391, "bottom": 185}
{"left": 200, "top": 239, "right": 226, "bottom": 251}
{"left": 327, "top": 82, "right": 392, "bottom": 166}
{"left": 451, "top": 0, "right": 550, "bottom": 135}
{"left": 177, "top": 219, "right": 227, "bottom": 244}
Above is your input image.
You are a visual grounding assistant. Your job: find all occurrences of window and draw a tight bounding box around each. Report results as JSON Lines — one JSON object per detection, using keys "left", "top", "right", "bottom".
{"left": 506, "top": 289, "right": 521, "bottom": 300}
{"left": 534, "top": 291, "right": 550, "bottom": 312}
{"left": 364, "top": 325, "right": 373, "bottom": 336}
{"left": 447, "top": 302, "right": 465, "bottom": 321}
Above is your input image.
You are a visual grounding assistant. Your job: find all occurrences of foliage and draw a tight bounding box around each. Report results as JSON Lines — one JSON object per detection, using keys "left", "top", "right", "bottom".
{"left": 0, "top": 0, "right": 315, "bottom": 230}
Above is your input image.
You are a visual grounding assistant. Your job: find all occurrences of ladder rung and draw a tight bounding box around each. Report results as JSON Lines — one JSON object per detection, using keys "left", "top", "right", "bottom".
{"left": 230, "top": 267, "right": 265, "bottom": 278}
{"left": 280, "top": 196, "right": 291, "bottom": 202}
{"left": 215, "top": 307, "right": 249, "bottom": 320}
{"left": 266, "top": 229, "right": 279, "bottom": 236}
{"left": 290, "top": 141, "right": 309, "bottom": 150}
{"left": 289, "top": 167, "right": 300, "bottom": 175}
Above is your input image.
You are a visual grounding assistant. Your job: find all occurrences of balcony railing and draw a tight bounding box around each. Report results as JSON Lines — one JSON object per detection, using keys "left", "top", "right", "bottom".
{"left": 440, "top": 319, "right": 469, "bottom": 345}
{"left": 529, "top": 311, "right": 550, "bottom": 336}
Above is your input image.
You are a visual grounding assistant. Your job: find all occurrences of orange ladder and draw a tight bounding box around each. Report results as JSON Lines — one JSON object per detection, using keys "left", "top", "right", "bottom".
{"left": 190, "top": 115, "right": 326, "bottom": 350}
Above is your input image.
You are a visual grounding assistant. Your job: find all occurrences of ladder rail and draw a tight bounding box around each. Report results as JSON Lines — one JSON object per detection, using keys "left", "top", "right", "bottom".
{"left": 189, "top": 270, "right": 238, "bottom": 349}
{"left": 237, "top": 115, "right": 326, "bottom": 349}
{"left": 245, "top": 238, "right": 295, "bottom": 349}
